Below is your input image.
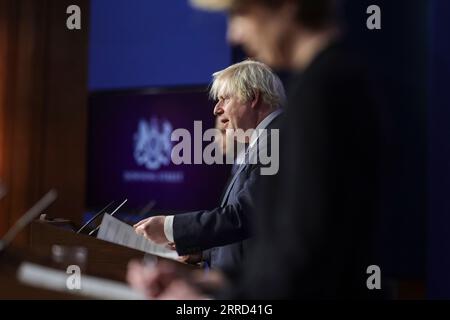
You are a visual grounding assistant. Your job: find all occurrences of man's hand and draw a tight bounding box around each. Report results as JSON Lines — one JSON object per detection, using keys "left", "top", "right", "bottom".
{"left": 134, "top": 216, "right": 168, "bottom": 244}
{"left": 178, "top": 252, "right": 203, "bottom": 265}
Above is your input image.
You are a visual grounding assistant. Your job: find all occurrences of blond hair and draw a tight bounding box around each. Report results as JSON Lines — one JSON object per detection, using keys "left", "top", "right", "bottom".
{"left": 210, "top": 60, "right": 286, "bottom": 109}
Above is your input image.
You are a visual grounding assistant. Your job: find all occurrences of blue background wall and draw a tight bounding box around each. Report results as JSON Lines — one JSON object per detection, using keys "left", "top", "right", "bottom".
{"left": 344, "top": 0, "right": 428, "bottom": 281}
{"left": 88, "top": 0, "right": 231, "bottom": 90}
{"left": 427, "top": 0, "right": 450, "bottom": 299}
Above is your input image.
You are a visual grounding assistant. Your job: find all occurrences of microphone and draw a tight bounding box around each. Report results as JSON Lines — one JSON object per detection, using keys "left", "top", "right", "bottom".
{"left": 120, "top": 200, "right": 155, "bottom": 225}
{"left": 137, "top": 200, "right": 156, "bottom": 219}
{"left": 0, "top": 190, "right": 58, "bottom": 252}
{"left": 76, "top": 200, "right": 116, "bottom": 234}
{"left": 88, "top": 198, "right": 128, "bottom": 237}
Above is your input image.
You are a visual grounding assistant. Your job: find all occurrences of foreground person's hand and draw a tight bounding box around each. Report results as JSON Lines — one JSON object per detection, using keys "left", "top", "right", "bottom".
{"left": 126, "top": 258, "right": 228, "bottom": 299}
{"left": 127, "top": 259, "right": 178, "bottom": 298}
{"left": 178, "top": 252, "right": 203, "bottom": 265}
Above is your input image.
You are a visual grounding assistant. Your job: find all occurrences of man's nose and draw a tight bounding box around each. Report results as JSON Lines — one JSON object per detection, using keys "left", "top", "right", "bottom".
{"left": 214, "top": 102, "right": 223, "bottom": 116}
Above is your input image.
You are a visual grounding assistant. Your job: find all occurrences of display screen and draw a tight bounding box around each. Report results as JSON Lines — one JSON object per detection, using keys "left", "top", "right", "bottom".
{"left": 87, "top": 87, "right": 230, "bottom": 213}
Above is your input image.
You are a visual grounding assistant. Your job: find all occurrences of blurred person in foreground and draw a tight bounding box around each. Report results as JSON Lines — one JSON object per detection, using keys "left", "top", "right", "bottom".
{"left": 128, "top": 0, "right": 382, "bottom": 299}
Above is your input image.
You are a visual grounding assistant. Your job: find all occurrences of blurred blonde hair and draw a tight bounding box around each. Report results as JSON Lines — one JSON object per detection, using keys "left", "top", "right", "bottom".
{"left": 190, "top": 0, "right": 235, "bottom": 11}
{"left": 210, "top": 60, "right": 286, "bottom": 109}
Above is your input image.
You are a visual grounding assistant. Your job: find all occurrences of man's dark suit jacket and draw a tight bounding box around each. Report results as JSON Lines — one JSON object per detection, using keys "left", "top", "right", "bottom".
{"left": 172, "top": 114, "right": 282, "bottom": 271}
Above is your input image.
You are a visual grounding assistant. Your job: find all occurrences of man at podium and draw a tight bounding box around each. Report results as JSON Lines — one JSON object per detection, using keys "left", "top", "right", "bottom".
{"left": 133, "top": 60, "right": 285, "bottom": 273}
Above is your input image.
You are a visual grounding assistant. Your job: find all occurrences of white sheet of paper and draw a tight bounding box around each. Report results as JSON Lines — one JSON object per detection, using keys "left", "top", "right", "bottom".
{"left": 97, "top": 214, "right": 178, "bottom": 260}
{"left": 17, "top": 262, "right": 147, "bottom": 300}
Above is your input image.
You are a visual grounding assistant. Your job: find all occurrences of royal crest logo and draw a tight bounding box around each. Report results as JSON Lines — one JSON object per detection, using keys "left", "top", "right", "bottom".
{"left": 134, "top": 117, "right": 173, "bottom": 170}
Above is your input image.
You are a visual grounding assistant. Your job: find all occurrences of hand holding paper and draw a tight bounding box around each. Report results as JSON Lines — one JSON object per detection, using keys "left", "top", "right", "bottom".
{"left": 97, "top": 214, "right": 178, "bottom": 260}
{"left": 134, "top": 216, "right": 168, "bottom": 245}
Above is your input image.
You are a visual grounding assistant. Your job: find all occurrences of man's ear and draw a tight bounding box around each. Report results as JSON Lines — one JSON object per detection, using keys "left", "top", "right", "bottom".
{"left": 250, "top": 90, "right": 261, "bottom": 109}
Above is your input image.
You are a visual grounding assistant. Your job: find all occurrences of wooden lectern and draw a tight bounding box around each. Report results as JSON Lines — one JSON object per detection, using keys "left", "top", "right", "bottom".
{"left": 29, "top": 220, "right": 146, "bottom": 282}
{"left": 1, "top": 219, "right": 146, "bottom": 299}
{"left": 1, "top": 219, "right": 195, "bottom": 299}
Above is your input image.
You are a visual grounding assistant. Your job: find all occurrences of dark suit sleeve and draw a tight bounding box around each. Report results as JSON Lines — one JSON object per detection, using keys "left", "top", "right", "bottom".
{"left": 172, "top": 165, "right": 264, "bottom": 256}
